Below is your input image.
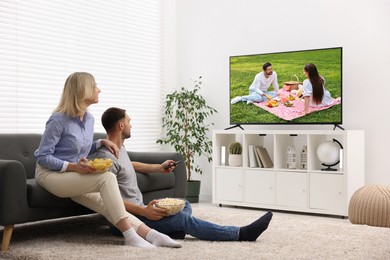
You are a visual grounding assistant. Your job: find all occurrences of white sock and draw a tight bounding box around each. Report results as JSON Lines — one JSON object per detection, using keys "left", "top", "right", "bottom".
{"left": 145, "top": 229, "right": 182, "bottom": 248}
{"left": 123, "top": 228, "right": 155, "bottom": 248}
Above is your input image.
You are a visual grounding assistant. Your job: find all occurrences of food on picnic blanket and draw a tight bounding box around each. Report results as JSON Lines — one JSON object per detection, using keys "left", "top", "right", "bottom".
{"left": 87, "top": 158, "right": 113, "bottom": 172}
{"left": 286, "top": 94, "right": 296, "bottom": 101}
{"left": 284, "top": 100, "right": 294, "bottom": 107}
{"left": 265, "top": 100, "right": 278, "bottom": 108}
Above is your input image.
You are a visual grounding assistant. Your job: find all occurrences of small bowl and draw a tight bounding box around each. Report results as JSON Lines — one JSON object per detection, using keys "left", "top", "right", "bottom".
{"left": 155, "top": 198, "right": 185, "bottom": 215}
{"left": 87, "top": 158, "right": 113, "bottom": 173}
{"left": 284, "top": 101, "right": 294, "bottom": 107}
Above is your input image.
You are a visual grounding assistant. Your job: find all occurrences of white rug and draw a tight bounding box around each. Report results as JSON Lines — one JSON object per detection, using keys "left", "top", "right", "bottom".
{"left": 1, "top": 204, "right": 389, "bottom": 260}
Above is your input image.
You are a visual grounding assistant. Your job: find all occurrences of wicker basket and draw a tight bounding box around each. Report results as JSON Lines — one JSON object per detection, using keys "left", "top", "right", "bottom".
{"left": 283, "top": 75, "right": 302, "bottom": 91}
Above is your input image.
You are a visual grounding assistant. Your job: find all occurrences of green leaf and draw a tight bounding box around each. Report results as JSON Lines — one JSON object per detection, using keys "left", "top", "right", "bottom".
{"left": 155, "top": 76, "right": 218, "bottom": 180}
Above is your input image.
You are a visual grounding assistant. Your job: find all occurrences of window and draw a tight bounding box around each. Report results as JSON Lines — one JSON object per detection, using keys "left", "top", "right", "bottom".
{"left": 0, "top": 0, "right": 164, "bottom": 151}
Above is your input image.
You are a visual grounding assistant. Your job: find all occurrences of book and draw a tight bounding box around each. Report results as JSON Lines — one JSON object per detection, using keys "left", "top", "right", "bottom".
{"left": 258, "top": 146, "right": 273, "bottom": 168}
{"left": 248, "top": 145, "right": 258, "bottom": 168}
{"left": 254, "top": 146, "right": 264, "bottom": 168}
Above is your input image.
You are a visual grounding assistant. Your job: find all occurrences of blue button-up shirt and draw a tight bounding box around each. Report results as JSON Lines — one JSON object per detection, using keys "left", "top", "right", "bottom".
{"left": 35, "top": 112, "right": 99, "bottom": 172}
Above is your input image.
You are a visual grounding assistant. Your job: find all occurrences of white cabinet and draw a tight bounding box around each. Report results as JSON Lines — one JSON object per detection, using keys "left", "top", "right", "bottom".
{"left": 215, "top": 168, "right": 243, "bottom": 202}
{"left": 212, "top": 130, "right": 365, "bottom": 216}
{"left": 309, "top": 172, "right": 346, "bottom": 213}
{"left": 276, "top": 171, "right": 307, "bottom": 208}
{"left": 244, "top": 169, "right": 274, "bottom": 205}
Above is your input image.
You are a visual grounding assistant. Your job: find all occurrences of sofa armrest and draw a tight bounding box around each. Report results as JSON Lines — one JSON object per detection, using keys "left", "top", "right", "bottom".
{"left": 127, "top": 151, "right": 187, "bottom": 198}
{"left": 0, "top": 160, "right": 30, "bottom": 225}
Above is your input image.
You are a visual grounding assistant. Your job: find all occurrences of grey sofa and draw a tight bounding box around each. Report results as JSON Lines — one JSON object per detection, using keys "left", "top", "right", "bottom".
{"left": 0, "top": 133, "right": 186, "bottom": 251}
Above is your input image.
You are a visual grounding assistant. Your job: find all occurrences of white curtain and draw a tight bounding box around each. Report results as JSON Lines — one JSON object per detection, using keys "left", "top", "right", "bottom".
{"left": 0, "top": 0, "right": 165, "bottom": 151}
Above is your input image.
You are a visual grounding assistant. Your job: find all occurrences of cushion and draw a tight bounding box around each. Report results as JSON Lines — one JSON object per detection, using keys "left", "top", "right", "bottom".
{"left": 136, "top": 172, "right": 175, "bottom": 193}
{"left": 26, "top": 179, "right": 80, "bottom": 208}
{"left": 349, "top": 184, "right": 390, "bottom": 228}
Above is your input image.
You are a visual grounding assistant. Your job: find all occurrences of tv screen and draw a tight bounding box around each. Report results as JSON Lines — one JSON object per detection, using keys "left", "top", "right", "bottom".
{"left": 229, "top": 47, "right": 342, "bottom": 126}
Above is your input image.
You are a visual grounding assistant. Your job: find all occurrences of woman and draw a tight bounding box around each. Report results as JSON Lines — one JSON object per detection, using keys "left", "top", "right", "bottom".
{"left": 302, "top": 63, "right": 333, "bottom": 114}
{"left": 34, "top": 72, "right": 181, "bottom": 248}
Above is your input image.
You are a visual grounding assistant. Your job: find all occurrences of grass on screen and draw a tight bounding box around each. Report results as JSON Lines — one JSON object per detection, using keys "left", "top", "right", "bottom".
{"left": 230, "top": 48, "right": 342, "bottom": 124}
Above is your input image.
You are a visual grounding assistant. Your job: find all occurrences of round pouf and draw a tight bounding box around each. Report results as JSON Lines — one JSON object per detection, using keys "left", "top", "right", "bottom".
{"left": 349, "top": 185, "right": 390, "bottom": 228}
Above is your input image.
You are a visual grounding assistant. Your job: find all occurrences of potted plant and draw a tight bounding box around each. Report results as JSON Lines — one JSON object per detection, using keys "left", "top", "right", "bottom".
{"left": 228, "top": 142, "right": 242, "bottom": 166}
{"left": 156, "top": 76, "right": 217, "bottom": 203}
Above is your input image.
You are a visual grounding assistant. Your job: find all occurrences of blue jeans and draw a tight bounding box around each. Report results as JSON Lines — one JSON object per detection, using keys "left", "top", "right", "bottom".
{"left": 241, "top": 90, "right": 276, "bottom": 103}
{"left": 140, "top": 201, "right": 239, "bottom": 241}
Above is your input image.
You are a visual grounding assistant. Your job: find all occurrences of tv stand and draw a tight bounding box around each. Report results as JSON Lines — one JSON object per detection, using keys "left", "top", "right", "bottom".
{"left": 333, "top": 124, "right": 345, "bottom": 130}
{"left": 212, "top": 129, "right": 365, "bottom": 217}
{"left": 224, "top": 124, "right": 244, "bottom": 131}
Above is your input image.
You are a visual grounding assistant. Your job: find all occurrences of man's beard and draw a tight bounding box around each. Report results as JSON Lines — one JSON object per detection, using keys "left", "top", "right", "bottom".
{"left": 123, "top": 132, "right": 131, "bottom": 139}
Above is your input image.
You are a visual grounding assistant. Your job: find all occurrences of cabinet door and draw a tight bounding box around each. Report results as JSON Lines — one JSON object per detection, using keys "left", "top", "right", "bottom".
{"left": 215, "top": 168, "right": 243, "bottom": 202}
{"left": 310, "top": 173, "right": 346, "bottom": 212}
{"left": 244, "top": 170, "right": 274, "bottom": 204}
{"left": 276, "top": 171, "right": 307, "bottom": 208}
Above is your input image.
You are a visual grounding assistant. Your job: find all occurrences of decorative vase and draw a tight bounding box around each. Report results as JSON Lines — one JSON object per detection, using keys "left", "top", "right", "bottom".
{"left": 286, "top": 145, "right": 297, "bottom": 169}
{"left": 228, "top": 154, "right": 242, "bottom": 167}
{"left": 186, "top": 180, "right": 201, "bottom": 203}
{"left": 300, "top": 145, "right": 307, "bottom": 169}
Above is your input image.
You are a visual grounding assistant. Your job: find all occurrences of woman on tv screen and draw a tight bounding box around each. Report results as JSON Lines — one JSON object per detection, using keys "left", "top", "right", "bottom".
{"left": 302, "top": 63, "right": 337, "bottom": 115}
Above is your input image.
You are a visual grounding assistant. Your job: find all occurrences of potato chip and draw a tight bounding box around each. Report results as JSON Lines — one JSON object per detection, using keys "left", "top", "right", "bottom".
{"left": 87, "top": 158, "right": 113, "bottom": 172}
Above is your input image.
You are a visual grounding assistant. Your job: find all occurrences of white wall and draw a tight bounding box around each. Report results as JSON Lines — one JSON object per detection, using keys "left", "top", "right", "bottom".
{"left": 165, "top": 0, "right": 390, "bottom": 200}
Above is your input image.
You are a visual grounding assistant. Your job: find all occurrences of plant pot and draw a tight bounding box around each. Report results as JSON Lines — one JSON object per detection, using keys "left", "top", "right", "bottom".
{"left": 228, "top": 154, "right": 242, "bottom": 166}
{"left": 186, "top": 180, "right": 201, "bottom": 203}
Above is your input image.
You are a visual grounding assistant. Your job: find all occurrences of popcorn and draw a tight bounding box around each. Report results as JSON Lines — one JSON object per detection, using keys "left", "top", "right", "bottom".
{"left": 155, "top": 198, "right": 185, "bottom": 215}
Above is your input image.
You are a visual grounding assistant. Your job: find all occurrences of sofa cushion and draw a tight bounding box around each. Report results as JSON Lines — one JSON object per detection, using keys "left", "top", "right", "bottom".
{"left": 26, "top": 179, "right": 80, "bottom": 208}
{"left": 0, "top": 134, "right": 42, "bottom": 179}
{"left": 136, "top": 172, "right": 175, "bottom": 193}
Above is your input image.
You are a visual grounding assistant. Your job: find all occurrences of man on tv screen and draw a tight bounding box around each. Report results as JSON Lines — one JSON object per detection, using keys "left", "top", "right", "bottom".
{"left": 231, "top": 62, "right": 279, "bottom": 105}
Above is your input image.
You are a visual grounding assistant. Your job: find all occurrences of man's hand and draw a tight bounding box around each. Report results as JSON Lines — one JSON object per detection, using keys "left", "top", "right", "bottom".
{"left": 143, "top": 200, "right": 169, "bottom": 220}
{"left": 161, "top": 160, "right": 176, "bottom": 173}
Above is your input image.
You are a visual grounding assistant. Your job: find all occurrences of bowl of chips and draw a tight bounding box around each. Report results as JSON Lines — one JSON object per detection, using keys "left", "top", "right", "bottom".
{"left": 155, "top": 198, "right": 185, "bottom": 215}
{"left": 87, "top": 158, "right": 113, "bottom": 173}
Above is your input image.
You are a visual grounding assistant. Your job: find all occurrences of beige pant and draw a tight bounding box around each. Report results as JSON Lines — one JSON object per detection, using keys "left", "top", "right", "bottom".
{"left": 35, "top": 164, "right": 143, "bottom": 231}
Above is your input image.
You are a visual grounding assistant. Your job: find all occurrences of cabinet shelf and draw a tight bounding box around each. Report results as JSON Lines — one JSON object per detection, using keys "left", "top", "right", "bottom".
{"left": 212, "top": 129, "right": 364, "bottom": 217}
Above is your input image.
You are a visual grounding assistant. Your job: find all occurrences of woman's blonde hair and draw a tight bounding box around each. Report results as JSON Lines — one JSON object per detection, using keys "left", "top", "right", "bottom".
{"left": 54, "top": 72, "right": 96, "bottom": 117}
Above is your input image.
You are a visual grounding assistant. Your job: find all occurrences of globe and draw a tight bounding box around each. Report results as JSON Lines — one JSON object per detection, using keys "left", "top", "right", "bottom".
{"left": 317, "top": 141, "right": 340, "bottom": 169}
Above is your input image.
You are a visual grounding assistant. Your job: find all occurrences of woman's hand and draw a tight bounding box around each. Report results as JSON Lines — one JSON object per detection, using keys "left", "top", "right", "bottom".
{"left": 304, "top": 96, "right": 310, "bottom": 115}
{"left": 101, "top": 139, "right": 119, "bottom": 159}
{"left": 67, "top": 158, "right": 95, "bottom": 174}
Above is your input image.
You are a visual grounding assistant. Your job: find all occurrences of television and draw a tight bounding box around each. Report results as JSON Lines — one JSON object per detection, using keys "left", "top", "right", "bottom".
{"left": 229, "top": 47, "right": 342, "bottom": 128}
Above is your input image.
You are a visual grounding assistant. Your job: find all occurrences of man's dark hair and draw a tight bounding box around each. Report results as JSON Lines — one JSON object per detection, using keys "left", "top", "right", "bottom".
{"left": 101, "top": 107, "right": 126, "bottom": 133}
{"left": 263, "top": 62, "right": 272, "bottom": 70}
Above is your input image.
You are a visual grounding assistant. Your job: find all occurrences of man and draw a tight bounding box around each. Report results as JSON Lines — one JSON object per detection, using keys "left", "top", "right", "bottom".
{"left": 231, "top": 62, "right": 279, "bottom": 104}
{"left": 95, "top": 107, "right": 273, "bottom": 241}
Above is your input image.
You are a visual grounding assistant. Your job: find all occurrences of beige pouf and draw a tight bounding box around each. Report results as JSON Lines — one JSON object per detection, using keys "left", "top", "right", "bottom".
{"left": 349, "top": 184, "right": 390, "bottom": 228}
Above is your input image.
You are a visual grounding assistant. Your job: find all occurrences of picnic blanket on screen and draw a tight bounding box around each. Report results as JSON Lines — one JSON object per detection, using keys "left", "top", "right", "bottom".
{"left": 253, "top": 89, "right": 341, "bottom": 121}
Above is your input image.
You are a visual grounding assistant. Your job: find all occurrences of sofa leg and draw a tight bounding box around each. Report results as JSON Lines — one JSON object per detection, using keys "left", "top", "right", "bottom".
{"left": 1, "top": 224, "right": 14, "bottom": 251}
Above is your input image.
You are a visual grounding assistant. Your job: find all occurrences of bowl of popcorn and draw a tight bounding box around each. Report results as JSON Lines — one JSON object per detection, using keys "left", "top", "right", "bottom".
{"left": 155, "top": 198, "right": 186, "bottom": 215}
{"left": 87, "top": 158, "right": 113, "bottom": 173}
